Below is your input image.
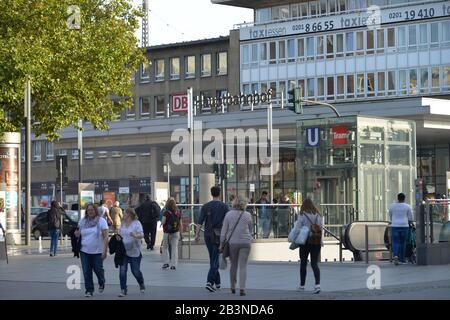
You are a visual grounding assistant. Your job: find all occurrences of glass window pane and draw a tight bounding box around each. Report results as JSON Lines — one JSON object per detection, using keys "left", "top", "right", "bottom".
{"left": 218, "top": 52, "right": 227, "bottom": 75}
{"left": 242, "top": 45, "right": 249, "bottom": 64}
{"left": 279, "top": 41, "right": 286, "bottom": 60}
{"left": 141, "top": 97, "right": 150, "bottom": 117}
{"left": 156, "top": 59, "right": 164, "bottom": 80}
{"left": 356, "top": 31, "right": 364, "bottom": 51}
{"left": 443, "top": 22, "right": 450, "bottom": 42}
{"left": 420, "top": 24, "right": 428, "bottom": 44}
{"left": 260, "top": 43, "right": 267, "bottom": 60}
{"left": 327, "top": 35, "right": 334, "bottom": 57}
{"left": 336, "top": 34, "right": 344, "bottom": 53}
{"left": 367, "top": 73, "right": 375, "bottom": 95}
{"left": 399, "top": 70, "right": 407, "bottom": 94}
{"left": 398, "top": 26, "right": 406, "bottom": 47}
{"left": 357, "top": 73, "right": 365, "bottom": 96}
{"left": 317, "top": 36, "right": 324, "bottom": 55}
{"left": 347, "top": 74, "right": 355, "bottom": 96}
{"left": 378, "top": 72, "right": 385, "bottom": 92}
{"left": 388, "top": 71, "right": 396, "bottom": 92}
{"left": 444, "top": 66, "right": 450, "bottom": 87}
{"left": 287, "top": 39, "right": 295, "bottom": 58}
{"left": 409, "top": 25, "right": 417, "bottom": 46}
{"left": 155, "top": 96, "right": 165, "bottom": 117}
{"left": 185, "top": 56, "right": 195, "bottom": 77}
{"left": 388, "top": 28, "right": 395, "bottom": 47}
{"left": 307, "top": 37, "right": 315, "bottom": 56}
{"left": 170, "top": 57, "right": 180, "bottom": 79}
{"left": 346, "top": 32, "right": 354, "bottom": 52}
{"left": 270, "top": 42, "right": 276, "bottom": 61}
{"left": 367, "top": 30, "right": 374, "bottom": 51}
{"left": 317, "top": 78, "right": 324, "bottom": 97}
{"left": 431, "top": 23, "right": 439, "bottom": 43}
{"left": 298, "top": 38, "right": 305, "bottom": 57}
{"left": 201, "top": 54, "right": 211, "bottom": 76}
{"left": 307, "top": 78, "right": 315, "bottom": 98}
{"left": 337, "top": 75, "right": 344, "bottom": 96}
{"left": 421, "top": 68, "right": 429, "bottom": 91}
{"left": 432, "top": 67, "right": 440, "bottom": 90}
{"left": 251, "top": 44, "right": 258, "bottom": 62}
{"left": 377, "top": 29, "right": 384, "bottom": 49}
{"left": 327, "top": 77, "right": 334, "bottom": 98}
{"left": 410, "top": 69, "right": 418, "bottom": 94}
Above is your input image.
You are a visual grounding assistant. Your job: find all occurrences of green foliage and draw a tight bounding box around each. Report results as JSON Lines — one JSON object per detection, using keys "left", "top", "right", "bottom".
{"left": 0, "top": 0, "right": 145, "bottom": 140}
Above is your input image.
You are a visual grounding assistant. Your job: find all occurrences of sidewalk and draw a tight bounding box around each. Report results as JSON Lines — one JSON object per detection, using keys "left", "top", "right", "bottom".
{"left": 1, "top": 246, "right": 450, "bottom": 300}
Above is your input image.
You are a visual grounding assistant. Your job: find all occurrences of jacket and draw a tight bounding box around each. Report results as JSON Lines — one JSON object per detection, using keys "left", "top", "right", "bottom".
{"left": 69, "top": 228, "right": 81, "bottom": 258}
{"left": 136, "top": 200, "right": 160, "bottom": 223}
{"left": 108, "top": 234, "right": 126, "bottom": 268}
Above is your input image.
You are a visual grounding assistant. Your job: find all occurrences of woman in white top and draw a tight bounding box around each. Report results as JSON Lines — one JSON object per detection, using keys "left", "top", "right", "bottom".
{"left": 220, "top": 195, "right": 253, "bottom": 296}
{"left": 75, "top": 203, "right": 109, "bottom": 297}
{"left": 118, "top": 207, "right": 145, "bottom": 297}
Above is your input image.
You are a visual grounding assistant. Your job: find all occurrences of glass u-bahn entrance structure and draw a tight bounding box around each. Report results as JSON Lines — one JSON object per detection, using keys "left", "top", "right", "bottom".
{"left": 297, "top": 116, "right": 416, "bottom": 225}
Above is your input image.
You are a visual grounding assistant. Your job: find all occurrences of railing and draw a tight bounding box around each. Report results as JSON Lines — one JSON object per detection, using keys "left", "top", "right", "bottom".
{"left": 417, "top": 200, "right": 450, "bottom": 244}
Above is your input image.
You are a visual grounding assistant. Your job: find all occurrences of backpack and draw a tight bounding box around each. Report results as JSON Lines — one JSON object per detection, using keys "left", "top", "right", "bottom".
{"left": 165, "top": 210, "right": 181, "bottom": 234}
{"left": 304, "top": 213, "right": 322, "bottom": 245}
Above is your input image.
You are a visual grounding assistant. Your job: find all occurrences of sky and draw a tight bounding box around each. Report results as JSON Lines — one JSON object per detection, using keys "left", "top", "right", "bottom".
{"left": 133, "top": 0, "right": 254, "bottom": 46}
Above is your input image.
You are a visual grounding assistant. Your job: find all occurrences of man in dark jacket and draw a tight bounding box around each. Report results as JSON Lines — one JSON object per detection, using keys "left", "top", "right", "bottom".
{"left": 136, "top": 195, "right": 160, "bottom": 250}
{"left": 47, "top": 201, "right": 64, "bottom": 257}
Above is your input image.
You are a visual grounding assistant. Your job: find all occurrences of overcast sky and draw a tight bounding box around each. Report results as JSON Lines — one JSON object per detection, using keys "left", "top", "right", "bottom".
{"left": 133, "top": 0, "right": 253, "bottom": 46}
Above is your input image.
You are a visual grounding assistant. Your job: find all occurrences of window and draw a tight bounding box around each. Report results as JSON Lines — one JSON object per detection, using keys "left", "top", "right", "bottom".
{"left": 170, "top": 57, "right": 180, "bottom": 80}
{"left": 71, "top": 149, "right": 79, "bottom": 160}
{"left": 217, "top": 52, "right": 227, "bottom": 75}
{"left": 155, "top": 96, "right": 166, "bottom": 117}
{"left": 287, "top": 39, "right": 295, "bottom": 62}
{"left": 388, "top": 71, "right": 396, "bottom": 95}
{"left": 366, "top": 30, "right": 374, "bottom": 54}
{"left": 377, "top": 72, "right": 385, "bottom": 96}
{"left": 327, "top": 77, "right": 334, "bottom": 100}
{"left": 279, "top": 81, "right": 286, "bottom": 103}
{"left": 443, "top": 66, "right": 450, "bottom": 90}
{"left": 251, "top": 44, "right": 258, "bottom": 63}
{"left": 347, "top": 74, "right": 355, "bottom": 98}
{"left": 326, "top": 35, "right": 334, "bottom": 59}
{"left": 367, "top": 73, "right": 375, "bottom": 97}
{"left": 140, "top": 62, "right": 150, "bottom": 80}
{"left": 307, "top": 78, "right": 315, "bottom": 99}
{"left": 317, "top": 78, "right": 325, "bottom": 100}
{"left": 155, "top": 59, "right": 164, "bottom": 81}
{"left": 346, "top": 32, "right": 354, "bottom": 56}
{"left": 272, "top": 5, "right": 289, "bottom": 20}
{"left": 260, "top": 43, "right": 267, "bottom": 61}
{"left": 387, "top": 28, "right": 395, "bottom": 48}
{"left": 355, "top": 31, "right": 363, "bottom": 54}
{"left": 420, "top": 68, "right": 429, "bottom": 93}
{"left": 261, "top": 83, "right": 268, "bottom": 93}
{"left": 398, "top": 26, "right": 406, "bottom": 49}
{"left": 398, "top": 70, "right": 407, "bottom": 95}
{"left": 409, "top": 69, "right": 418, "bottom": 94}
{"left": 98, "top": 151, "right": 108, "bottom": 159}
{"left": 408, "top": 25, "right": 417, "bottom": 49}
{"left": 45, "top": 141, "right": 54, "bottom": 161}
{"left": 201, "top": 54, "right": 211, "bottom": 77}
{"left": 310, "top": 1, "right": 318, "bottom": 17}
{"left": 278, "top": 40, "right": 286, "bottom": 63}
{"left": 316, "top": 36, "right": 324, "bottom": 59}
{"left": 299, "top": 3, "right": 308, "bottom": 17}
{"left": 251, "top": 83, "right": 259, "bottom": 94}
{"left": 242, "top": 45, "right": 249, "bottom": 64}
{"left": 442, "top": 21, "right": 450, "bottom": 43}
{"left": 319, "top": 0, "right": 327, "bottom": 15}
{"left": 255, "top": 8, "right": 270, "bottom": 22}
{"left": 431, "top": 23, "right": 439, "bottom": 47}
{"left": 269, "top": 42, "right": 276, "bottom": 63}
{"left": 140, "top": 97, "right": 150, "bottom": 119}
{"left": 338, "top": 0, "right": 346, "bottom": 12}
{"left": 329, "top": 0, "right": 337, "bottom": 13}
{"left": 432, "top": 67, "right": 440, "bottom": 92}
{"left": 126, "top": 104, "right": 135, "bottom": 120}
{"left": 291, "top": 4, "right": 299, "bottom": 18}
{"left": 185, "top": 55, "right": 195, "bottom": 78}
{"left": 419, "top": 24, "right": 428, "bottom": 47}
{"left": 377, "top": 29, "right": 385, "bottom": 53}
{"left": 357, "top": 73, "right": 365, "bottom": 97}
{"left": 270, "top": 82, "right": 277, "bottom": 99}
{"left": 112, "top": 151, "right": 122, "bottom": 158}
{"left": 306, "top": 37, "right": 315, "bottom": 58}
{"left": 84, "top": 150, "right": 93, "bottom": 160}
{"left": 58, "top": 149, "right": 67, "bottom": 156}
{"left": 337, "top": 75, "right": 345, "bottom": 99}
{"left": 298, "top": 38, "right": 305, "bottom": 58}
{"left": 336, "top": 34, "right": 344, "bottom": 57}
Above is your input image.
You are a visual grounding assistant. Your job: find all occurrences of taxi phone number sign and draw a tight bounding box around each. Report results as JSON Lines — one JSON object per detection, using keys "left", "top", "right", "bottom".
{"left": 172, "top": 93, "right": 188, "bottom": 113}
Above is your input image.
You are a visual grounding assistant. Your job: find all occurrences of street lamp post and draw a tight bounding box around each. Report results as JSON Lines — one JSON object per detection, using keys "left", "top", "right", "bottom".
{"left": 163, "top": 163, "right": 170, "bottom": 199}
{"left": 24, "top": 78, "right": 31, "bottom": 246}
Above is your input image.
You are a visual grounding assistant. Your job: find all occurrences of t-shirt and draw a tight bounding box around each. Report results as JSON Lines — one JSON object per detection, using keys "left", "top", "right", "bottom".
{"left": 120, "top": 220, "right": 144, "bottom": 257}
{"left": 198, "top": 200, "right": 229, "bottom": 235}
{"left": 79, "top": 217, "right": 109, "bottom": 254}
{"left": 389, "top": 202, "right": 413, "bottom": 227}
{"left": 98, "top": 206, "right": 109, "bottom": 220}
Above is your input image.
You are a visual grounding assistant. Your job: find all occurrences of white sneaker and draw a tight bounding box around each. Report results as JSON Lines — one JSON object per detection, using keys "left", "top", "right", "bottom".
{"left": 393, "top": 256, "right": 399, "bottom": 266}
{"left": 313, "top": 285, "right": 321, "bottom": 294}
{"left": 297, "top": 286, "right": 305, "bottom": 292}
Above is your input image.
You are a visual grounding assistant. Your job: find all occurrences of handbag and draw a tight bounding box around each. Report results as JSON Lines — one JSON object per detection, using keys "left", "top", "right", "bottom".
{"left": 295, "top": 226, "right": 310, "bottom": 245}
{"left": 219, "top": 253, "right": 227, "bottom": 270}
{"left": 222, "top": 212, "right": 244, "bottom": 259}
{"left": 288, "top": 221, "right": 300, "bottom": 242}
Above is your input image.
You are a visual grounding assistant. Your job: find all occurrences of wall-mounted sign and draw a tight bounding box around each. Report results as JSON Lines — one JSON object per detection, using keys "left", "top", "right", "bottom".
{"left": 119, "top": 187, "right": 129, "bottom": 194}
{"left": 306, "top": 127, "right": 320, "bottom": 147}
{"left": 172, "top": 93, "right": 189, "bottom": 113}
{"left": 240, "top": 1, "right": 450, "bottom": 40}
{"left": 332, "top": 125, "right": 349, "bottom": 145}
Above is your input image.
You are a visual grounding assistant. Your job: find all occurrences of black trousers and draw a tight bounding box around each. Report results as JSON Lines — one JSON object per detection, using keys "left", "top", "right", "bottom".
{"left": 142, "top": 221, "right": 157, "bottom": 248}
{"left": 299, "top": 244, "right": 321, "bottom": 286}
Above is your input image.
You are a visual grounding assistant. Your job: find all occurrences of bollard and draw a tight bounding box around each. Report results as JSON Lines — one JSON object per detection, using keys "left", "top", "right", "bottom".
{"left": 38, "top": 236, "right": 43, "bottom": 253}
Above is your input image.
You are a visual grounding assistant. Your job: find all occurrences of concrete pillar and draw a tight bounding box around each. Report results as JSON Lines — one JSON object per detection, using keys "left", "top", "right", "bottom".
{"left": 199, "top": 173, "right": 215, "bottom": 204}
{"left": 0, "top": 132, "right": 21, "bottom": 245}
{"left": 150, "top": 146, "right": 163, "bottom": 199}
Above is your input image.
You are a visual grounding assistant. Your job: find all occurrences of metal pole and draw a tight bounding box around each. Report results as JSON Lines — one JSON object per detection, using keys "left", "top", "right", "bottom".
{"left": 25, "top": 79, "right": 31, "bottom": 246}
{"left": 281, "top": 91, "right": 284, "bottom": 109}
{"left": 339, "top": 225, "right": 343, "bottom": 263}
{"left": 78, "top": 119, "right": 82, "bottom": 220}
{"left": 167, "top": 163, "right": 170, "bottom": 197}
{"left": 268, "top": 102, "right": 273, "bottom": 203}
{"left": 188, "top": 88, "right": 194, "bottom": 259}
{"left": 59, "top": 158, "right": 63, "bottom": 246}
{"left": 365, "top": 225, "right": 369, "bottom": 264}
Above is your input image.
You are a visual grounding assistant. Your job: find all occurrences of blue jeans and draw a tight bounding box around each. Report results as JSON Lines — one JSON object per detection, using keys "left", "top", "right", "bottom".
{"left": 49, "top": 229, "right": 60, "bottom": 255}
{"left": 80, "top": 252, "right": 105, "bottom": 293}
{"left": 392, "top": 227, "right": 408, "bottom": 262}
{"left": 119, "top": 254, "right": 144, "bottom": 291}
{"left": 205, "top": 235, "right": 220, "bottom": 286}
{"left": 259, "top": 217, "right": 270, "bottom": 238}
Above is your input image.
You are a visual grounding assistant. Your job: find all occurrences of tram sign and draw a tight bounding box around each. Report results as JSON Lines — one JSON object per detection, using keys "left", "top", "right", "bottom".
{"left": 306, "top": 127, "right": 320, "bottom": 147}
{"left": 332, "top": 125, "right": 349, "bottom": 145}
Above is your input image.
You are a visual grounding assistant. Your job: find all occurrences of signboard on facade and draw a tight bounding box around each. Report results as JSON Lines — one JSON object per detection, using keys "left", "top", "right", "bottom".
{"left": 172, "top": 93, "right": 189, "bottom": 113}
{"left": 0, "top": 191, "right": 5, "bottom": 233}
{"left": 119, "top": 187, "right": 129, "bottom": 194}
{"left": 306, "top": 127, "right": 320, "bottom": 147}
{"left": 332, "top": 125, "right": 349, "bottom": 145}
{"left": 240, "top": 1, "right": 450, "bottom": 40}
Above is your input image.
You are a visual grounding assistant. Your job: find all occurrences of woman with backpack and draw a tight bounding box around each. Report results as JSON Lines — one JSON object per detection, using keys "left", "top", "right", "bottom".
{"left": 118, "top": 207, "right": 145, "bottom": 297}
{"left": 297, "top": 198, "right": 323, "bottom": 294}
{"left": 161, "top": 197, "right": 181, "bottom": 270}
{"left": 47, "top": 201, "right": 64, "bottom": 257}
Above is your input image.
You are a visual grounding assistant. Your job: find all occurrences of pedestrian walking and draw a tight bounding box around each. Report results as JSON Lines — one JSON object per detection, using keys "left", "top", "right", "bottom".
{"left": 161, "top": 198, "right": 181, "bottom": 270}
{"left": 75, "top": 203, "right": 109, "bottom": 297}
{"left": 47, "top": 200, "right": 64, "bottom": 257}
{"left": 297, "top": 198, "right": 323, "bottom": 294}
{"left": 195, "top": 186, "right": 229, "bottom": 292}
{"left": 256, "top": 191, "right": 270, "bottom": 238}
{"left": 220, "top": 195, "right": 253, "bottom": 296}
{"left": 118, "top": 208, "right": 145, "bottom": 297}
{"left": 98, "top": 200, "right": 113, "bottom": 227}
{"left": 389, "top": 193, "right": 414, "bottom": 265}
{"left": 110, "top": 201, "right": 123, "bottom": 234}
{"left": 136, "top": 195, "right": 160, "bottom": 250}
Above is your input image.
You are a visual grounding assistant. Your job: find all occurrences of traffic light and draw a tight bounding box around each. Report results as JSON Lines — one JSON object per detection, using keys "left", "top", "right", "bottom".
{"left": 288, "top": 87, "right": 303, "bottom": 114}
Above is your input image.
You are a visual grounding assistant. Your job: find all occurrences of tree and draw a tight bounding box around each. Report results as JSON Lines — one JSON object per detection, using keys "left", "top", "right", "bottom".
{"left": 0, "top": 0, "right": 145, "bottom": 140}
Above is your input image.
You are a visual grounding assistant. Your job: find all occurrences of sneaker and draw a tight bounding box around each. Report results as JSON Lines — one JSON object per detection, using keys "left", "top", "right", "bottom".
{"left": 297, "top": 286, "right": 305, "bottom": 292}
{"left": 170, "top": 266, "right": 176, "bottom": 270}
{"left": 393, "top": 256, "right": 399, "bottom": 266}
{"left": 313, "top": 285, "right": 321, "bottom": 294}
{"left": 147, "top": 244, "right": 151, "bottom": 250}
{"left": 98, "top": 284, "right": 105, "bottom": 293}
{"left": 139, "top": 284, "right": 146, "bottom": 293}
{"left": 240, "top": 290, "right": 246, "bottom": 296}
{"left": 205, "top": 283, "right": 216, "bottom": 292}
{"left": 230, "top": 288, "right": 236, "bottom": 294}
{"left": 118, "top": 289, "right": 127, "bottom": 297}
{"left": 149, "top": 247, "right": 154, "bottom": 251}
{"left": 215, "top": 284, "right": 221, "bottom": 290}
{"left": 162, "top": 264, "right": 170, "bottom": 270}
{"left": 49, "top": 253, "right": 54, "bottom": 257}
{"left": 85, "top": 291, "right": 93, "bottom": 298}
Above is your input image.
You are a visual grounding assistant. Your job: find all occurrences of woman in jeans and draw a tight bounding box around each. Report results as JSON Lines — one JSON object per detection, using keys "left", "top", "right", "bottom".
{"left": 161, "top": 198, "right": 181, "bottom": 270}
{"left": 75, "top": 203, "right": 109, "bottom": 297}
{"left": 118, "top": 207, "right": 145, "bottom": 297}
{"left": 47, "top": 201, "right": 63, "bottom": 257}
{"left": 297, "top": 198, "right": 323, "bottom": 294}
{"left": 220, "top": 195, "right": 253, "bottom": 296}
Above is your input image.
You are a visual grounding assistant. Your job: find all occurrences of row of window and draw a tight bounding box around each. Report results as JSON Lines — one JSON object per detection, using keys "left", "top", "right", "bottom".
{"left": 256, "top": 0, "right": 432, "bottom": 23}
{"left": 242, "top": 65, "right": 450, "bottom": 102}
{"left": 140, "top": 52, "right": 228, "bottom": 82}
{"left": 27, "top": 144, "right": 150, "bottom": 162}
{"left": 242, "top": 21, "right": 450, "bottom": 66}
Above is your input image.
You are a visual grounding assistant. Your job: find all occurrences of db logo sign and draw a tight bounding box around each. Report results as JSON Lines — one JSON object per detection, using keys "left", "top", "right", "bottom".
{"left": 172, "top": 93, "right": 188, "bottom": 113}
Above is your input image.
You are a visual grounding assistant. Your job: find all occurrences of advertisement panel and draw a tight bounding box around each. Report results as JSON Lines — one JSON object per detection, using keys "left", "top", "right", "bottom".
{"left": 332, "top": 125, "right": 349, "bottom": 145}
{"left": 102, "top": 192, "right": 116, "bottom": 209}
{"left": 0, "top": 146, "right": 19, "bottom": 231}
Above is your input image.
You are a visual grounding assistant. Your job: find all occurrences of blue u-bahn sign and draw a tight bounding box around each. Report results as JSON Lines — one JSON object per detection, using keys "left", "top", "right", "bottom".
{"left": 306, "top": 127, "right": 320, "bottom": 147}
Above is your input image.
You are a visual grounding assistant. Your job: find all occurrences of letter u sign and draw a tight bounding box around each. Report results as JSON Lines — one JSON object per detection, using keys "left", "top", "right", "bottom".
{"left": 306, "top": 128, "right": 320, "bottom": 147}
